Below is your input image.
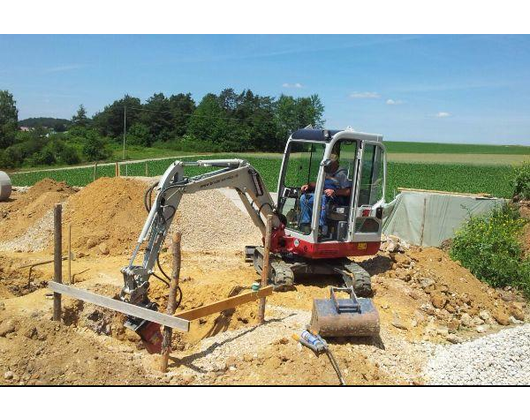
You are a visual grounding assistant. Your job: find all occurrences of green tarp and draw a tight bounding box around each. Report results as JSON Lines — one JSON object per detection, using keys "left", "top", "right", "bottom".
{"left": 382, "top": 190, "right": 505, "bottom": 247}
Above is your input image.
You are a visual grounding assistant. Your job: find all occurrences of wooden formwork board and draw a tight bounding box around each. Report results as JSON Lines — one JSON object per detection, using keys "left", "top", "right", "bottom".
{"left": 175, "top": 286, "right": 274, "bottom": 321}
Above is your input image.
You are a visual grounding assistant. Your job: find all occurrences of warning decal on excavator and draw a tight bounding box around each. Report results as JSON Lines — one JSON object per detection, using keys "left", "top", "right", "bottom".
{"left": 357, "top": 242, "right": 367, "bottom": 250}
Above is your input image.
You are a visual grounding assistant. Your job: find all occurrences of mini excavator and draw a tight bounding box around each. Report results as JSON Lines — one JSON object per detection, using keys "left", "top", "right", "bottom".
{"left": 120, "top": 128, "right": 386, "bottom": 346}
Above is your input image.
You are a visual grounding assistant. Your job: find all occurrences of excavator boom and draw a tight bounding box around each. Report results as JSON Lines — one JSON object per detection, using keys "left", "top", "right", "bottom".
{"left": 120, "top": 159, "right": 282, "bottom": 313}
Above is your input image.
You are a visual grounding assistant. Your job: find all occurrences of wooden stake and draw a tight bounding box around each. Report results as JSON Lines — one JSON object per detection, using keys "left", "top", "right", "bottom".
{"left": 68, "top": 224, "right": 72, "bottom": 284}
{"left": 145, "top": 162, "right": 148, "bottom": 177}
{"left": 258, "top": 215, "right": 273, "bottom": 324}
{"left": 160, "top": 232, "right": 182, "bottom": 373}
{"left": 53, "top": 204, "right": 62, "bottom": 322}
{"left": 115, "top": 162, "right": 119, "bottom": 177}
{"left": 93, "top": 162, "right": 98, "bottom": 181}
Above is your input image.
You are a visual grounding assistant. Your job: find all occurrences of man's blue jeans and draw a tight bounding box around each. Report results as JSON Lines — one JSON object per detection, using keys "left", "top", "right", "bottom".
{"left": 300, "top": 193, "right": 329, "bottom": 227}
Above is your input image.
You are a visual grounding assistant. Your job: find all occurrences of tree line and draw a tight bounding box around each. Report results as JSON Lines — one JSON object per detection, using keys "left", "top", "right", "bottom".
{"left": 0, "top": 88, "right": 325, "bottom": 169}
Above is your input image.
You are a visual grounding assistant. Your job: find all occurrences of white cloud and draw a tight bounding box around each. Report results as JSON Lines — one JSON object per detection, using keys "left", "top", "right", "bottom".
{"left": 282, "top": 82, "right": 303, "bottom": 88}
{"left": 349, "top": 91, "right": 380, "bottom": 99}
{"left": 44, "top": 64, "right": 84, "bottom": 73}
{"left": 435, "top": 111, "right": 451, "bottom": 118}
{"left": 386, "top": 99, "right": 404, "bottom": 105}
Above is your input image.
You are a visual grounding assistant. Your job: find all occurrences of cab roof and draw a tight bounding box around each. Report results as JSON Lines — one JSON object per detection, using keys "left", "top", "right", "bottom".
{"left": 291, "top": 128, "right": 383, "bottom": 143}
{"left": 291, "top": 129, "right": 340, "bottom": 142}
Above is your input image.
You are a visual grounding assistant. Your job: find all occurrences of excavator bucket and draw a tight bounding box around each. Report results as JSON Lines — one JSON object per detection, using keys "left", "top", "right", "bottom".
{"left": 310, "top": 286, "right": 380, "bottom": 338}
{"left": 136, "top": 321, "right": 163, "bottom": 354}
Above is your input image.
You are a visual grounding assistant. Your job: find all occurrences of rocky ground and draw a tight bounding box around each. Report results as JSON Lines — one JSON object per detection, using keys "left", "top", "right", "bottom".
{"left": 0, "top": 177, "right": 528, "bottom": 385}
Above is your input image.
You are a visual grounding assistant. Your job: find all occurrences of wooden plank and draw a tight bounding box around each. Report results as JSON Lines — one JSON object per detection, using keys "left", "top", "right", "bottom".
{"left": 48, "top": 282, "right": 190, "bottom": 332}
{"left": 175, "top": 286, "right": 274, "bottom": 321}
{"left": 397, "top": 187, "right": 492, "bottom": 198}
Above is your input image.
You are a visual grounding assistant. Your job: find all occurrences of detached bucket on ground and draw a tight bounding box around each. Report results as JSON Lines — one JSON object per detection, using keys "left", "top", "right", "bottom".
{"left": 310, "top": 286, "right": 380, "bottom": 337}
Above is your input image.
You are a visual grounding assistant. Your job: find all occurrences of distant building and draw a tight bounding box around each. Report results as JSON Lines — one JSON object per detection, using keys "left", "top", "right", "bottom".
{"left": 19, "top": 126, "right": 31, "bottom": 132}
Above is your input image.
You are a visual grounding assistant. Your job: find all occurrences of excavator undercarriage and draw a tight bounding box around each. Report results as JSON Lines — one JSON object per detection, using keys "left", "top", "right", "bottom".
{"left": 248, "top": 246, "right": 372, "bottom": 296}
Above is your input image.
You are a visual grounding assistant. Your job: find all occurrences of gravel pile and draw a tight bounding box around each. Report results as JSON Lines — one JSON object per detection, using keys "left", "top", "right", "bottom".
{"left": 0, "top": 208, "right": 55, "bottom": 252}
{"left": 425, "top": 324, "right": 530, "bottom": 385}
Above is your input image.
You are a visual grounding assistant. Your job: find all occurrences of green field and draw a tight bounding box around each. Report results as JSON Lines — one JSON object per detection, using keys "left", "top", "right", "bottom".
{"left": 10, "top": 153, "right": 518, "bottom": 201}
{"left": 384, "top": 141, "right": 529, "bottom": 155}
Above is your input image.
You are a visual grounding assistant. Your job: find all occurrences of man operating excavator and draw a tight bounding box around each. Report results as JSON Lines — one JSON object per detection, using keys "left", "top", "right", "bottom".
{"left": 299, "top": 154, "right": 352, "bottom": 235}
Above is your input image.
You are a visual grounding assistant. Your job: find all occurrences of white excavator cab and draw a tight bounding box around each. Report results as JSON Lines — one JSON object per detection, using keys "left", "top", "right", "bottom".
{"left": 277, "top": 128, "right": 386, "bottom": 258}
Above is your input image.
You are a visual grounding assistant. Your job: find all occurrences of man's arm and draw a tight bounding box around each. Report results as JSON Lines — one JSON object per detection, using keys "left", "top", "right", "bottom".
{"left": 301, "top": 182, "right": 316, "bottom": 192}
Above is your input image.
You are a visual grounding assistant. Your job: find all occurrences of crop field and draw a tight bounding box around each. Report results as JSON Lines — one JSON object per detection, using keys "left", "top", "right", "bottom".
{"left": 384, "top": 141, "right": 530, "bottom": 155}
{"left": 9, "top": 153, "right": 519, "bottom": 201}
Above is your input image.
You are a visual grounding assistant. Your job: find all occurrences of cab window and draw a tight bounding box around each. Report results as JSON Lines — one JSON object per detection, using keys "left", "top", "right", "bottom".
{"left": 358, "top": 144, "right": 384, "bottom": 206}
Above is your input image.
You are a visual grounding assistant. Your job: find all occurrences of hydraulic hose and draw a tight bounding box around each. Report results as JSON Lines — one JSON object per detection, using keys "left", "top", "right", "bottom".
{"left": 143, "top": 183, "right": 183, "bottom": 310}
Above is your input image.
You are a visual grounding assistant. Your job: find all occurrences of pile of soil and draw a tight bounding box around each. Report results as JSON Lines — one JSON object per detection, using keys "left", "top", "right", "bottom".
{"left": 61, "top": 177, "right": 261, "bottom": 257}
{"left": 63, "top": 177, "right": 148, "bottom": 256}
{"left": 367, "top": 246, "right": 526, "bottom": 342}
{"left": 0, "top": 178, "right": 75, "bottom": 243}
{"left": 0, "top": 312, "right": 160, "bottom": 385}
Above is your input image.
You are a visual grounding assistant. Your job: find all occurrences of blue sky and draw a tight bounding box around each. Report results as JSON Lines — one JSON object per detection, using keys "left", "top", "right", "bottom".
{"left": 1, "top": 34, "right": 529, "bottom": 145}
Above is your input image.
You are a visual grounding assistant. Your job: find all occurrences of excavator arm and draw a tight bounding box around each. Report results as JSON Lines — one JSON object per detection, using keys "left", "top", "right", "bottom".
{"left": 120, "top": 159, "right": 283, "bottom": 317}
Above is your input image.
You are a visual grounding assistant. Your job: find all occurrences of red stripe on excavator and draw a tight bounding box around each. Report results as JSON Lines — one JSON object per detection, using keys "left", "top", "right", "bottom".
{"left": 278, "top": 237, "right": 380, "bottom": 259}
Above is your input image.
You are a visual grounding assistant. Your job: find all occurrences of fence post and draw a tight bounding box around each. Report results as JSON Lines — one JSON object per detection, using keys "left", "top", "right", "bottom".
{"left": 53, "top": 204, "right": 63, "bottom": 322}
{"left": 93, "top": 163, "right": 98, "bottom": 181}
{"left": 145, "top": 162, "right": 148, "bottom": 177}
{"left": 258, "top": 215, "right": 273, "bottom": 324}
{"left": 160, "top": 232, "right": 182, "bottom": 373}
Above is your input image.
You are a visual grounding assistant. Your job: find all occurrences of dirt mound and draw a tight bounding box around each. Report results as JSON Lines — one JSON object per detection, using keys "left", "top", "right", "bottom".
{"left": 0, "top": 178, "right": 75, "bottom": 244}
{"left": 62, "top": 177, "right": 261, "bottom": 257}
{"left": 0, "top": 312, "right": 159, "bottom": 385}
{"left": 367, "top": 246, "right": 526, "bottom": 342}
{"left": 63, "top": 177, "right": 148, "bottom": 256}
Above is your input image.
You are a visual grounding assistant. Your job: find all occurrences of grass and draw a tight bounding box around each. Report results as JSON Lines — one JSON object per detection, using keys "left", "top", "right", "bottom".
{"left": 384, "top": 141, "right": 530, "bottom": 155}
{"left": 107, "top": 144, "right": 202, "bottom": 161}
{"left": 10, "top": 153, "right": 517, "bottom": 201}
{"left": 386, "top": 153, "right": 528, "bottom": 166}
